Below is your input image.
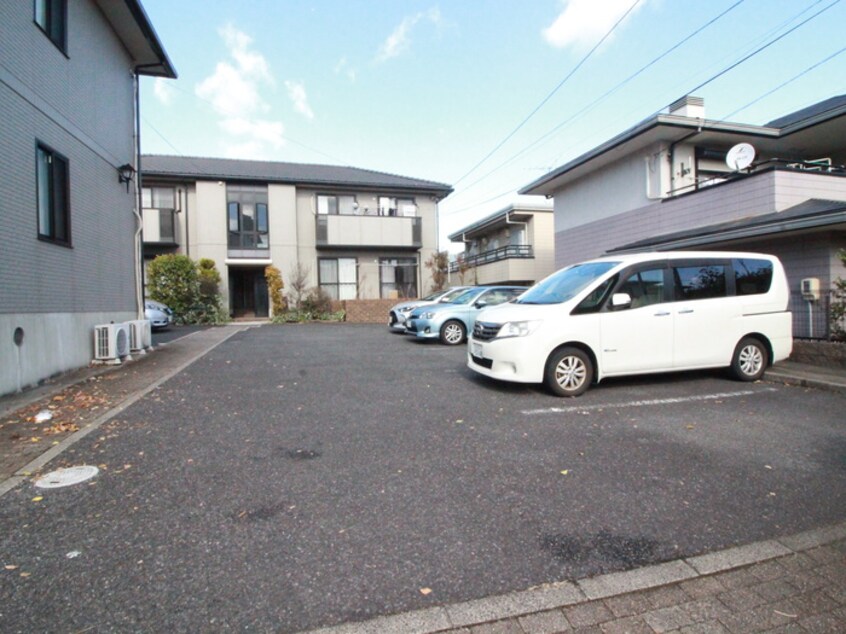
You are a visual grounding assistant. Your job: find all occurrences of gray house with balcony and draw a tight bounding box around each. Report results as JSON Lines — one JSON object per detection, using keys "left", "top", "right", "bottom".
{"left": 448, "top": 202, "right": 555, "bottom": 286}
{"left": 521, "top": 95, "right": 846, "bottom": 337}
{"left": 140, "top": 155, "right": 452, "bottom": 317}
{"left": 0, "top": 0, "right": 175, "bottom": 396}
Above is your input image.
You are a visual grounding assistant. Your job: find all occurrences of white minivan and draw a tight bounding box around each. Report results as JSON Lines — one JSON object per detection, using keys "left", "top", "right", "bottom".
{"left": 468, "top": 251, "right": 793, "bottom": 396}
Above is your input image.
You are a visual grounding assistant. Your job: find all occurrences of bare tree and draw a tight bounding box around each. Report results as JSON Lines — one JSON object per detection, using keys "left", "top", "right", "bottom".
{"left": 424, "top": 250, "right": 449, "bottom": 292}
{"left": 288, "top": 262, "right": 311, "bottom": 310}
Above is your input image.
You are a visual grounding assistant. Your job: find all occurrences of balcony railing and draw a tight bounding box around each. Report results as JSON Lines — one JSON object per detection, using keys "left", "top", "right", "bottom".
{"left": 316, "top": 215, "right": 422, "bottom": 248}
{"left": 449, "top": 244, "right": 533, "bottom": 272}
{"left": 142, "top": 208, "right": 177, "bottom": 245}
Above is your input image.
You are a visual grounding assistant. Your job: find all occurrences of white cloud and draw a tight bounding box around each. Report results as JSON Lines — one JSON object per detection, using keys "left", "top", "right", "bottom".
{"left": 334, "top": 57, "right": 357, "bottom": 82}
{"left": 153, "top": 77, "right": 173, "bottom": 105}
{"left": 285, "top": 80, "right": 315, "bottom": 120}
{"left": 376, "top": 8, "right": 443, "bottom": 63}
{"left": 543, "top": 0, "right": 645, "bottom": 50}
{"left": 195, "top": 24, "right": 285, "bottom": 158}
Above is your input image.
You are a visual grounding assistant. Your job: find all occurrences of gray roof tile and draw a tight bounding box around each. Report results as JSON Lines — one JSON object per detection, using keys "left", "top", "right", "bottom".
{"left": 140, "top": 155, "right": 452, "bottom": 196}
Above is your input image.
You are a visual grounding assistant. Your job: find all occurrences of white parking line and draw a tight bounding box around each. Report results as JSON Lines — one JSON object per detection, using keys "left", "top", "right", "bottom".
{"left": 522, "top": 387, "right": 778, "bottom": 416}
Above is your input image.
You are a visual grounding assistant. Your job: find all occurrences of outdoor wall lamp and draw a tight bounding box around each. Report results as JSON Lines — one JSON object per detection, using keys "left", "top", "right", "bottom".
{"left": 117, "top": 163, "right": 135, "bottom": 192}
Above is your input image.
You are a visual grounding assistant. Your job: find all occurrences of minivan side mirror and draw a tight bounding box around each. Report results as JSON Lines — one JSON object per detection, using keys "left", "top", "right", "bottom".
{"left": 474, "top": 300, "right": 488, "bottom": 309}
{"left": 611, "top": 293, "right": 632, "bottom": 309}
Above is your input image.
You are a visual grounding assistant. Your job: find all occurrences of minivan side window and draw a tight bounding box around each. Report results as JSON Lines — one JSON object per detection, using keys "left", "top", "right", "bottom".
{"left": 673, "top": 264, "right": 727, "bottom": 300}
{"left": 572, "top": 275, "right": 617, "bottom": 314}
{"left": 618, "top": 268, "right": 665, "bottom": 308}
{"left": 734, "top": 258, "right": 773, "bottom": 295}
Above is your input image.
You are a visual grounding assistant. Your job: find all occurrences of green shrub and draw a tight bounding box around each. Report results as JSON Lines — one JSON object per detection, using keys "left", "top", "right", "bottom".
{"left": 146, "top": 255, "right": 199, "bottom": 316}
{"left": 265, "top": 265, "right": 288, "bottom": 316}
{"left": 147, "top": 255, "right": 229, "bottom": 325}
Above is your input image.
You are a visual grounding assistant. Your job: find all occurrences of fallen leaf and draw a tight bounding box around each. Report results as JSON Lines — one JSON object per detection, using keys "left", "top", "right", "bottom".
{"left": 20, "top": 572, "right": 31, "bottom": 578}
{"left": 31, "top": 496, "right": 43, "bottom": 503}
{"left": 419, "top": 587, "right": 433, "bottom": 595}
{"left": 5, "top": 565, "right": 19, "bottom": 570}
{"left": 560, "top": 470, "right": 570, "bottom": 475}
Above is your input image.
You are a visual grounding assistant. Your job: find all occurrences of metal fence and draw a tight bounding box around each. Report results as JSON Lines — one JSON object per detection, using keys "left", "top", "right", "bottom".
{"left": 791, "top": 291, "right": 838, "bottom": 340}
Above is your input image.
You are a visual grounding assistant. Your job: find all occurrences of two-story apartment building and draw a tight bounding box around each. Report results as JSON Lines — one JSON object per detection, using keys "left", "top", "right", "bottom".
{"left": 521, "top": 95, "right": 846, "bottom": 336}
{"left": 447, "top": 202, "right": 555, "bottom": 285}
{"left": 0, "top": 0, "right": 175, "bottom": 396}
{"left": 140, "top": 155, "right": 453, "bottom": 317}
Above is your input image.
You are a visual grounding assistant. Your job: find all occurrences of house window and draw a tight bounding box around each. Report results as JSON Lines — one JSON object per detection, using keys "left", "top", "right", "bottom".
{"left": 317, "top": 194, "right": 357, "bottom": 215}
{"left": 36, "top": 143, "right": 70, "bottom": 245}
{"left": 319, "top": 258, "right": 357, "bottom": 300}
{"left": 34, "top": 0, "right": 67, "bottom": 53}
{"left": 142, "top": 186, "right": 176, "bottom": 242}
{"left": 380, "top": 258, "right": 417, "bottom": 298}
{"left": 378, "top": 197, "right": 417, "bottom": 217}
{"left": 227, "top": 184, "right": 269, "bottom": 250}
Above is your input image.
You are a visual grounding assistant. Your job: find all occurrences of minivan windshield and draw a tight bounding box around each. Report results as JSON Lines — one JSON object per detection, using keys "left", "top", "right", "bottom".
{"left": 516, "top": 261, "right": 619, "bottom": 305}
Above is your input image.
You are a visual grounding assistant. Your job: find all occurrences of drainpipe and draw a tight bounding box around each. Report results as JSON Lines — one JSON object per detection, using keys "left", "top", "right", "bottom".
{"left": 132, "top": 69, "right": 144, "bottom": 320}
{"left": 132, "top": 63, "right": 165, "bottom": 319}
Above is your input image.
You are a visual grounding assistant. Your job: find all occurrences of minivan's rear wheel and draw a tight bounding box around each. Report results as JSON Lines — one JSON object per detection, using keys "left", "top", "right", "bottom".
{"left": 440, "top": 320, "right": 466, "bottom": 345}
{"left": 544, "top": 347, "right": 593, "bottom": 397}
{"left": 730, "top": 337, "right": 768, "bottom": 381}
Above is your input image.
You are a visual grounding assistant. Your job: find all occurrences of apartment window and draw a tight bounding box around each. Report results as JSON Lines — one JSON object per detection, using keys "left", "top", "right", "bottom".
{"left": 319, "top": 258, "right": 357, "bottom": 300}
{"left": 378, "top": 197, "right": 417, "bottom": 217}
{"left": 36, "top": 143, "right": 70, "bottom": 245}
{"left": 227, "top": 185, "right": 268, "bottom": 250}
{"left": 34, "top": 0, "right": 67, "bottom": 52}
{"left": 142, "top": 186, "right": 176, "bottom": 242}
{"left": 380, "top": 258, "right": 417, "bottom": 298}
{"left": 317, "top": 194, "right": 357, "bottom": 215}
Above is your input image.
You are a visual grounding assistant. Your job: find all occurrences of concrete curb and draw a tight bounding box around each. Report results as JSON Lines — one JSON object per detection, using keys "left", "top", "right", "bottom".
{"left": 765, "top": 369, "right": 846, "bottom": 394}
{"left": 300, "top": 519, "right": 846, "bottom": 634}
{"left": 0, "top": 327, "right": 246, "bottom": 499}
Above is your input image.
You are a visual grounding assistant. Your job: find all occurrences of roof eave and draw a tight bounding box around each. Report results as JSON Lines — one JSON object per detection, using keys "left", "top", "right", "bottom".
{"left": 94, "top": 0, "right": 177, "bottom": 78}
{"left": 520, "top": 115, "right": 780, "bottom": 197}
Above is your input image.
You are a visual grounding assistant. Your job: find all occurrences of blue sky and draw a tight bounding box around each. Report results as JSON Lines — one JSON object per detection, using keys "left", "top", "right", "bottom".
{"left": 138, "top": 0, "right": 846, "bottom": 249}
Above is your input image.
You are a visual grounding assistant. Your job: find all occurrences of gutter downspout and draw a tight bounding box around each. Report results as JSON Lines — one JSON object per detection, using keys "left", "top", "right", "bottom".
{"left": 505, "top": 210, "right": 528, "bottom": 246}
{"left": 132, "top": 68, "right": 144, "bottom": 320}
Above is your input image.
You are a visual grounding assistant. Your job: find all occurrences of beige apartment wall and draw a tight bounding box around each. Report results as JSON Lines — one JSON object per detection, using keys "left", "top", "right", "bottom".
{"left": 193, "top": 181, "right": 230, "bottom": 299}
{"left": 268, "top": 184, "right": 299, "bottom": 289}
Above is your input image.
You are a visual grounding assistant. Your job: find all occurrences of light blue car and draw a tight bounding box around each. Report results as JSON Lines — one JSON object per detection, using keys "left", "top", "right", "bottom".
{"left": 405, "top": 286, "right": 527, "bottom": 345}
{"left": 388, "top": 286, "right": 471, "bottom": 333}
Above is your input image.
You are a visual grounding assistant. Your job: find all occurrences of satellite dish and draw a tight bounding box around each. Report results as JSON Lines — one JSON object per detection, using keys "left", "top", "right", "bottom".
{"left": 726, "top": 143, "right": 756, "bottom": 171}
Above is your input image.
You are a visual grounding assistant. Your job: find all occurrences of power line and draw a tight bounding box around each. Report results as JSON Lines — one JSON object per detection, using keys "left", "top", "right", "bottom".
{"left": 451, "top": 0, "right": 642, "bottom": 188}
{"left": 721, "top": 44, "right": 846, "bottom": 121}
{"left": 450, "top": 0, "right": 748, "bottom": 200}
{"left": 444, "top": 0, "right": 841, "bottom": 216}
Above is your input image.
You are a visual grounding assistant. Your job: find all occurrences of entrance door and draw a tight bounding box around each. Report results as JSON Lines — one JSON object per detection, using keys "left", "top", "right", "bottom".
{"left": 229, "top": 268, "right": 269, "bottom": 318}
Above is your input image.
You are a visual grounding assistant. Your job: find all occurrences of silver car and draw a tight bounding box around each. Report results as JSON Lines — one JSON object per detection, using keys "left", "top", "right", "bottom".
{"left": 388, "top": 286, "right": 471, "bottom": 332}
{"left": 145, "top": 299, "right": 174, "bottom": 330}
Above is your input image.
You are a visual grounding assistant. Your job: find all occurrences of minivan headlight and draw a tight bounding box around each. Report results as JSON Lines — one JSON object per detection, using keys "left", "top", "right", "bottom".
{"left": 422, "top": 311, "right": 436, "bottom": 319}
{"left": 496, "top": 320, "right": 542, "bottom": 338}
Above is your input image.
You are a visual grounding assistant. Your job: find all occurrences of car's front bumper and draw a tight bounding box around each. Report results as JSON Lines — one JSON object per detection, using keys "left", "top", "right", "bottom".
{"left": 466, "top": 335, "right": 544, "bottom": 383}
{"left": 404, "top": 317, "right": 441, "bottom": 340}
{"left": 389, "top": 310, "right": 410, "bottom": 332}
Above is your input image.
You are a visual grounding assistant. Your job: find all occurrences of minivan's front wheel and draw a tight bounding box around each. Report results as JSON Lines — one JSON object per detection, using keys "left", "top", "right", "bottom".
{"left": 730, "top": 337, "right": 768, "bottom": 381}
{"left": 544, "top": 347, "right": 593, "bottom": 397}
{"left": 440, "top": 320, "right": 466, "bottom": 345}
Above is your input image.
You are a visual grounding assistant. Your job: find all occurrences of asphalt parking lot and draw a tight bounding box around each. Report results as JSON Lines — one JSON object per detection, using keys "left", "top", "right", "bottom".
{"left": 1, "top": 324, "right": 844, "bottom": 632}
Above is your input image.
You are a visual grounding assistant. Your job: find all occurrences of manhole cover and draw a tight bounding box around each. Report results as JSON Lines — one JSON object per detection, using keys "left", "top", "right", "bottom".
{"left": 34, "top": 466, "right": 99, "bottom": 489}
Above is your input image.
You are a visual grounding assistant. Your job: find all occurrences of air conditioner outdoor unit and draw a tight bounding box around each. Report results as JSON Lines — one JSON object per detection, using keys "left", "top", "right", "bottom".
{"left": 128, "top": 319, "right": 152, "bottom": 352}
{"left": 93, "top": 323, "right": 131, "bottom": 362}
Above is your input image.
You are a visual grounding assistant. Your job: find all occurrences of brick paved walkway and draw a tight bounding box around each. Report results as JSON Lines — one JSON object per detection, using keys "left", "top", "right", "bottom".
{"left": 307, "top": 525, "right": 846, "bottom": 634}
